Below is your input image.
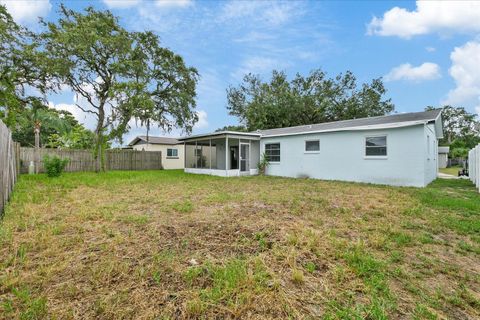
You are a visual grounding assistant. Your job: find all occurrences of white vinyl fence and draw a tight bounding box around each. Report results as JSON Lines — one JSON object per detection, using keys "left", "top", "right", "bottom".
{"left": 468, "top": 144, "right": 480, "bottom": 192}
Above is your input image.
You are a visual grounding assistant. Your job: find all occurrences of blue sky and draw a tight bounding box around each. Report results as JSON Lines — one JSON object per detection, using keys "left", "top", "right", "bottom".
{"left": 2, "top": 0, "right": 480, "bottom": 144}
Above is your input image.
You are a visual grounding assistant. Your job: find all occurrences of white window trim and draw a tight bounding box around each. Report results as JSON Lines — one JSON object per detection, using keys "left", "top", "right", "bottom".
{"left": 304, "top": 139, "right": 320, "bottom": 154}
{"left": 264, "top": 142, "right": 281, "bottom": 163}
{"left": 364, "top": 135, "right": 388, "bottom": 160}
{"left": 166, "top": 148, "right": 179, "bottom": 158}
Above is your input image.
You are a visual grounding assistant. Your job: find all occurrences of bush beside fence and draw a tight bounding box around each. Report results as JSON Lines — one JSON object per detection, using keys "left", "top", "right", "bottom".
{"left": 20, "top": 148, "right": 163, "bottom": 173}
{"left": 468, "top": 144, "right": 480, "bottom": 193}
{"left": 0, "top": 120, "right": 20, "bottom": 216}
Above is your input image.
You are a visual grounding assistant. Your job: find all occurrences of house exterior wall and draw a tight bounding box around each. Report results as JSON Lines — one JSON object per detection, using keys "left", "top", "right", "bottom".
{"left": 260, "top": 125, "right": 429, "bottom": 187}
{"left": 424, "top": 124, "right": 438, "bottom": 184}
{"left": 131, "top": 143, "right": 184, "bottom": 169}
{"left": 250, "top": 140, "right": 260, "bottom": 171}
{"left": 184, "top": 142, "right": 215, "bottom": 169}
{"left": 438, "top": 153, "right": 448, "bottom": 168}
{"left": 215, "top": 139, "right": 226, "bottom": 170}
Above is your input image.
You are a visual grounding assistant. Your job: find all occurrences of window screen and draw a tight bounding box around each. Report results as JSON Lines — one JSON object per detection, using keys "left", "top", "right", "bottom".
{"left": 265, "top": 143, "right": 280, "bottom": 162}
{"left": 365, "top": 136, "right": 387, "bottom": 156}
{"left": 167, "top": 148, "right": 178, "bottom": 157}
{"left": 305, "top": 140, "right": 320, "bottom": 152}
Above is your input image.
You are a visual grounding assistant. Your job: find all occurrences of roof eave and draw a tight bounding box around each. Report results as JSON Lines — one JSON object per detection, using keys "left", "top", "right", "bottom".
{"left": 261, "top": 121, "right": 428, "bottom": 138}
{"left": 178, "top": 131, "right": 262, "bottom": 141}
{"left": 128, "top": 137, "right": 143, "bottom": 146}
{"left": 434, "top": 109, "right": 444, "bottom": 139}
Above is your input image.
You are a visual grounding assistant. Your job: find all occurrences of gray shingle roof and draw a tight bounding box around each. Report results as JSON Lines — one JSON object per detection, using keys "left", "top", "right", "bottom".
{"left": 128, "top": 136, "right": 180, "bottom": 146}
{"left": 256, "top": 109, "right": 442, "bottom": 137}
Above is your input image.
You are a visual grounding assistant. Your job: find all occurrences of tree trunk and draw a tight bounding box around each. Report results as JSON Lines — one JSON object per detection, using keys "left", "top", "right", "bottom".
{"left": 94, "top": 106, "right": 105, "bottom": 173}
{"left": 34, "top": 124, "right": 40, "bottom": 174}
{"left": 146, "top": 119, "right": 150, "bottom": 144}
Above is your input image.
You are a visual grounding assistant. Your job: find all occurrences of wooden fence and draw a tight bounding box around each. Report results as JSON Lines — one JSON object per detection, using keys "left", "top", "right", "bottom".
{"left": 0, "top": 119, "right": 20, "bottom": 216}
{"left": 468, "top": 144, "right": 480, "bottom": 193}
{"left": 20, "top": 148, "right": 163, "bottom": 173}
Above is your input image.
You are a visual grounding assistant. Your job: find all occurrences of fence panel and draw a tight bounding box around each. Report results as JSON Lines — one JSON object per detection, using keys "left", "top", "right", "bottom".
{"left": 468, "top": 144, "right": 480, "bottom": 193}
{"left": 19, "top": 147, "right": 163, "bottom": 173}
{"left": 0, "top": 119, "right": 20, "bottom": 216}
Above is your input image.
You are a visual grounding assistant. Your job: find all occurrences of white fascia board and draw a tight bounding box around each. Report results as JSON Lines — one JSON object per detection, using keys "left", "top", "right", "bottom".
{"left": 127, "top": 137, "right": 142, "bottom": 146}
{"left": 433, "top": 112, "right": 444, "bottom": 139}
{"left": 179, "top": 131, "right": 261, "bottom": 141}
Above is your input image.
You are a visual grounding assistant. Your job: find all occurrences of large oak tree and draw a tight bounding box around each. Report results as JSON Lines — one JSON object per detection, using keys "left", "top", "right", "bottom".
{"left": 0, "top": 5, "right": 53, "bottom": 128}
{"left": 40, "top": 5, "right": 198, "bottom": 171}
{"left": 227, "top": 69, "right": 394, "bottom": 131}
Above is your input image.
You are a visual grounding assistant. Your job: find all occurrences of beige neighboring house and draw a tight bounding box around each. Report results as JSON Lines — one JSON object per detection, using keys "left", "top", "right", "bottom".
{"left": 128, "top": 136, "right": 184, "bottom": 169}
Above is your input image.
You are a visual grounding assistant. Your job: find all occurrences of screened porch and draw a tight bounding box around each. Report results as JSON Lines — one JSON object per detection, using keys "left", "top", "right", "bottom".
{"left": 179, "top": 132, "right": 261, "bottom": 177}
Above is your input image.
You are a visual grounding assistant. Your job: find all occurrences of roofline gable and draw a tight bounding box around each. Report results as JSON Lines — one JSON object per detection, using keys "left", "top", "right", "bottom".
{"left": 128, "top": 136, "right": 181, "bottom": 146}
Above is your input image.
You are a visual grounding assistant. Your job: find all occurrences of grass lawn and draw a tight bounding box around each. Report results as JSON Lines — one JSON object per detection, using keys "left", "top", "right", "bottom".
{"left": 1, "top": 170, "right": 479, "bottom": 319}
{"left": 439, "top": 166, "right": 462, "bottom": 176}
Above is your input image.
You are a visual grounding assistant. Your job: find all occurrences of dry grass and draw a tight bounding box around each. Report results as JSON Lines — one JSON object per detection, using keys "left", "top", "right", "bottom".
{"left": 0, "top": 170, "right": 479, "bottom": 319}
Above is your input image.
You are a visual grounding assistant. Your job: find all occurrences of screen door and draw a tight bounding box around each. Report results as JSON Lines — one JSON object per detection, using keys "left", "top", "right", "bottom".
{"left": 240, "top": 144, "right": 250, "bottom": 172}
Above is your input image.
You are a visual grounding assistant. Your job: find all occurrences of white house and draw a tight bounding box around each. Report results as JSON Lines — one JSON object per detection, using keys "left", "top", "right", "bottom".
{"left": 438, "top": 146, "right": 450, "bottom": 169}
{"left": 178, "top": 109, "right": 443, "bottom": 187}
{"left": 128, "top": 136, "right": 184, "bottom": 169}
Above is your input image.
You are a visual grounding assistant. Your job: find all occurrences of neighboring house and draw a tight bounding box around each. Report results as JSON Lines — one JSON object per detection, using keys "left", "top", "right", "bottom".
{"left": 178, "top": 109, "right": 443, "bottom": 187}
{"left": 128, "top": 136, "right": 184, "bottom": 169}
{"left": 438, "top": 146, "right": 450, "bottom": 169}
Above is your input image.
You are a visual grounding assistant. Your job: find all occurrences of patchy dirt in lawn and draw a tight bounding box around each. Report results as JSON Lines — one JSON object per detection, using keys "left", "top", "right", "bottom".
{"left": 0, "top": 171, "right": 479, "bottom": 319}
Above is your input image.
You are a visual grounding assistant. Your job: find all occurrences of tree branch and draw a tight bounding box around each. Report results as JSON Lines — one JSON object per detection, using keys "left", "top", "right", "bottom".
{"left": 75, "top": 103, "right": 99, "bottom": 116}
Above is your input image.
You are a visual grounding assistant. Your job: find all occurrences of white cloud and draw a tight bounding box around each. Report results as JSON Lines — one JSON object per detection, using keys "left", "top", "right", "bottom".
{"left": 444, "top": 41, "right": 480, "bottom": 107}
{"left": 367, "top": 1, "right": 480, "bottom": 39}
{"left": 49, "top": 101, "right": 98, "bottom": 131}
{"left": 0, "top": 0, "right": 51, "bottom": 24}
{"left": 425, "top": 46, "right": 436, "bottom": 52}
{"left": 155, "top": 0, "right": 193, "bottom": 8}
{"left": 234, "top": 31, "right": 277, "bottom": 43}
{"left": 231, "top": 56, "right": 289, "bottom": 80}
{"left": 384, "top": 62, "right": 441, "bottom": 82}
{"left": 219, "top": 1, "right": 303, "bottom": 27}
{"left": 194, "top": 110, "right": 208, "bottom": 129}
{"left": 102, "top": 0, "right": 141, "bottom": 9}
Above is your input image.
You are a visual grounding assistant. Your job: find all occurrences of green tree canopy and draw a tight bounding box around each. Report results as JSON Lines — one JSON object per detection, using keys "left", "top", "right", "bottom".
{"left": 0, "top": 5, "right": 53, "bottom": 128}
{"left": 426, "top": 105, "right": 480, "bottom": 146}
{"left": 426, "top": 105, "right": 480, "bottom": 160}
{"left": 46, "top": 124, "right": 96, "bottom": 150}
{"left": 215, "top": 125, "right": 247, "bottom": 132}
{"left": 226, "top": 69, "right": 394, "bottom": 131}
{"left": 12, "top": 105, "right": 78, "bottom": 147}
{"left": 39, "top": 5, "right": 198, "bottom": 171}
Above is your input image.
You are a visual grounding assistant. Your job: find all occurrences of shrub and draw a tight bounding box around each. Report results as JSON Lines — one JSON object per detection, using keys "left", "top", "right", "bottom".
{"left": 257, "top": 153, "right": 270, "bottom": 175}
{"left": 43, "top": 155, "right": 69, "bottom": 177}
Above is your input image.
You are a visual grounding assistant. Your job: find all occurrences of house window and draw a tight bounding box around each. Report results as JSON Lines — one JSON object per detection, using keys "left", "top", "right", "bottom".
{"left": 167, "top": 148, "right": 178, "bottom": 157}
{"left": 265, "top": 143, "right": 280, "bottom": 162}
{"left": 365, "top": 136, "right": 387, "bottom": 157}
{"left": 305, "top": 140, "right": 320, "bottom": 152}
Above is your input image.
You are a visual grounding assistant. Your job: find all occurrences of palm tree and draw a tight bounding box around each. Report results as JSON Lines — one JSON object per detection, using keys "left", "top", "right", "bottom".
{"left": 28, "top": 101, "right": 71, "bottom": 172}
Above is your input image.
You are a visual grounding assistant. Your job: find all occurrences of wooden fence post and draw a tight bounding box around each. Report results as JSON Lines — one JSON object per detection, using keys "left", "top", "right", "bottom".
{"left": 0, "top": 120, "right": 18, "bottom": 216}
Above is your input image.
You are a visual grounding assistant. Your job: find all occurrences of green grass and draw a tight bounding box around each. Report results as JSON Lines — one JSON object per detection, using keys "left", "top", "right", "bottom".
{"left": 0, "top": 170, "right": 479, "bottom": 319}
{"left": 439, "top": 166, "right": 462, "bottom": 176}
